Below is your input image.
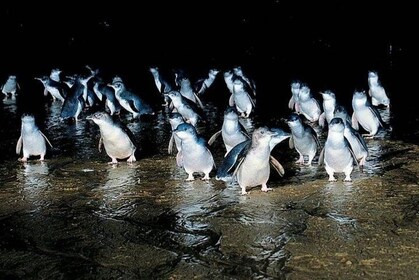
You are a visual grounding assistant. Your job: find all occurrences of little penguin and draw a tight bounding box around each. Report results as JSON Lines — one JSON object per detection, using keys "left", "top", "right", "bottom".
{"left": 2, "top": 75, "right": 20, "bottom": 98}
{"left": 87, "top": 111, "right": 137, "bottom": 164}
{"left": 351, "top": 90, "right": 385, "bottom": 138}
{"left": 319, "top": 117, "right": 357, "bottom": 182}
{"left": 16, "top": 114, "right": 53, "bottom": 162}
{"left": 286, "top": 113, "right": 320, "bottom": 165}
{"left": 368, "top": 71, "right": 390, "bottom": 108}
{"left": 298, "top": 85, "right": 321, "bottom": 122}
{"left": 216, "top": 127, "right": 290, "bottom": 195}
{"left": 173, "top": 123, "right": 215, "bottom": 181}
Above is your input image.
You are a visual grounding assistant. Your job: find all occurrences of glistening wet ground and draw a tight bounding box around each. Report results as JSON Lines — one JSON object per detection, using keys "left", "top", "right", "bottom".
{"left": 1, "top": 94, "right": 418, "bottom": 279}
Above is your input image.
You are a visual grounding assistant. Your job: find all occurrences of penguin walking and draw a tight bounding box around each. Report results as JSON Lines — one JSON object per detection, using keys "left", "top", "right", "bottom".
{"left": 216, "top": 127, "right": 290, "bottom": 195}
{"left": 16, "top": 114, "right": 53, "bottom": 162}
{"left": 368, "top": 71, "right": 390, "bottom": 108}
{"left": 87, "top": 111, "right": 137, "bottom": 164}
{"left": 351, "top": 90, "right": 385, "bottom": 138}
{"left": 35, "top": 76, "right": 66, "bottom": 102}
{"left": 319, "top": 118, "right": 357, "bottom": 182}
{"left": 194, "top": 68, "right": 220, "bottom": 95}
{"left": 286, "top": 113, "right": 320, "bottom": 165}
{"left": 230, "top": 76, "right": 255, "bottom": 118}
{"left": 166, "top": 90, "right": 204, "bottom": 126}
{"left": 167, "top": 112, "right": 185, "bottom": 155}
{"left": 173, "top": 123, "right": 215, "bottom": 181}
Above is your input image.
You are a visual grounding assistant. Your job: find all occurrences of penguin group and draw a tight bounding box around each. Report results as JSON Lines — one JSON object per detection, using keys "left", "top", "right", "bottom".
{"left": 3, "top": 66, "right": 390, "bottom": 195}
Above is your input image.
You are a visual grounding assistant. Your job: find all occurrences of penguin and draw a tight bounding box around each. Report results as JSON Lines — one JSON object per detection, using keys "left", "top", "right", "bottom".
{"left": 333, "top": 105, "right": 369, "bottom": 168}
{"left": 35, "top": 76, "right": 66, "bottom": 102}
{"left": 319, "top": 117, "right": 357, "bottom": 182}
{"left": 60, "top": 75, "right": 88, "bottom": 122}
{"left": 319, "top": 90, "right": 337, "bottom": 128}
{"left": 223, "top": 70, "right": 235, "bottom": 94}
{"left": 233, "top": 66, "right": 257, "bottom": 98}
{"left": 173, "top": 123, "right": 215, "bottom": 181}
{"left": 298, "top": 85, "right": 321, "bottom": 122}
{"left": 230, "top": 76, "right": 255, "bottom": 118}
{"left": 286, "top": 113, "right": 320, "bottom": 165}
{"left": 16, "top": 114, "right": 53, "bottom": 162}
{"left": 167, "top": 112, "right": 185, "bottom": 155}
{"left": 208, "top": 106, "right": 250, "bottom": 155}
{"left": 368, "top": 71, "right": 390, "bottom": 108}
{"left": 178, "top": 75, "right": 204, "bottom": 108}
{"left": 166, "top": 90, "right": 204, "bottom": 126}
{"left": 149, "top": 66, "right": 175, "bottom": 105}
{"left": 216, "top": 127, "right": 290, "bottom": 195}
{"left": 1, "top": 75, "right": 20, "bottom": 98}
{"left": 109, "top": 81, "right": 154, "bottom": 119}
{"left": 288, "top": 81, "right": 301, "bottom": 113}
{"left": 194, "top": 68, "right": 220, "bottom": 95}
{"left": 86, "top": 111, "right": 137, "bottom": 164}
{"left": 351, "top": 90, "right": 385, "bottom": 138}
{"left": 93, "top": 78, "right": 121, "bottom": 115}
{"left": 50, "top": 68, "right": 62, "bottom": 82}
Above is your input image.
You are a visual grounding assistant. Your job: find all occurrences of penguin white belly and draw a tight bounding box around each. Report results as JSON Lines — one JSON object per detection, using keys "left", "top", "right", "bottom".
{"left": 237, "top": 155, "right": 270, "bottom": 188}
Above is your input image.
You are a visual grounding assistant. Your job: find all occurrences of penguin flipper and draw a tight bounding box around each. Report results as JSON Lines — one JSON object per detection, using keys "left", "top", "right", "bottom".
{"left": 368, "top": 106, "right": 386, "bottom": 128}
{"left": 168, "top": 134, "right": 175, "bottom": 154}
{"left": 216, "top": 140, "right": 251, "bottom": 180}
{"left": 288, "top": 97, "right": 295, "bottom": 110}
{"left": 351, "top": 113, "right": 359, "bottom": 130}
{"left": 193, "top": 92, "right": 205, "bottom": 109}
{"left": 318, "top": 147, "right": 325, "bottom": 165}
{"left": 319, "top": 112, "right": 326, "bottom": 128}
{"left": 176, "top": 151, "right": 183, "bottom": 167}
{"left": 347, "top": 123, "right": 369, "bottom": 154}
{"left": 40, "top": 131, "right": 53, "bottom": 148}
{"left": 16, "top": 136, "right": 22, "bottom": 154}
{"left": 44, "top": 88, "right": 49, "bottom": 97}
{"left": 98, "top": 137, "right": 103, "bottom": 152}
{"left": 344, "top": 138, "right": 359, "bottom": 167}
{"left": 228, "top": 94, "right": 235, "bottom": 106}
{"left": 270, "top": 155, "right": 285, "bottom": 176}
{"left": 289, "top": 136, "right": 295, "bottom": 149}
{"left": 208, "top": 130, "right": 221, "bottom": 145}
{"left": 306, "top": 125, "right": 321, "bottom": 147}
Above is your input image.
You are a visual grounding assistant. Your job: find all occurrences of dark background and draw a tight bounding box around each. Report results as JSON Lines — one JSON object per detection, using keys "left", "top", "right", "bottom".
{"left": 0, "top": 1, "right": 416, "bottom": 141}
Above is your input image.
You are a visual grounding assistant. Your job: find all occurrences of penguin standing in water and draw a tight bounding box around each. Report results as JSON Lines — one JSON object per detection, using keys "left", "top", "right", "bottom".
{"left": 16, "top": 114, "right": 53, "bottom": 162}
{"left": 334, "top": 105, "right": 369, "bottom": 168}
{"left": 1, "top": 75, "right": 20, "bottom": 98}
{"left": 167, "top": 112, "right": 185, "bottom": 155}
{"left": 319, "top": 118, "right": 357, "bottom": 182}
{"left": 351, "top": 90, "right": 385, "bottom": 138}
{"left": 173, "top": 123, "right": 215, "bottom": 181}
{"left": 368, "top": 71, "right": 390, "bottom": 108}
{"left": 216, "top": 127, "right": 290, "bottom": 195}
{"left": 35, "top": 76, "right": 66, "bottom": 102}
{"left": 87, "top": 111, "right": 137, "bottom": 164}
{"left": 286, "top": 113, "right": 320, "bottom": 165}
{"left": 319, "top": 90, "right": 337, "bottom": 128}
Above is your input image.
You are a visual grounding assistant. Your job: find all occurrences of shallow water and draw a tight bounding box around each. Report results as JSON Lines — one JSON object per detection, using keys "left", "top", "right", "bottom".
{"left": 1, "top": 75, "right": 418, "bottom": 280}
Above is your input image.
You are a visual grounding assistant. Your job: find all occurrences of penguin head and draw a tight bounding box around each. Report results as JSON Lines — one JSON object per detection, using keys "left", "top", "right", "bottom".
{"left": 252, "top": 126, "right": 275, "bottom": 145}
{"left": 224, "top": 106, "right": 239, "bottom": 120}
{"left": 333, "top": 105, "right": 349, "bottom": 117}
{"left": 166, "top": 90, "right": 181, "bottom": 101}
{"left": 21, "top": 113, "right": 35, "bottom": 123}
{"left": 286, "top": 113, "right": 301, "bottom": 126}
{"left": 86, "top": 111, "right": 112, "bottom": 125}
{"left": 109, "top": 81, "right": 123, "bottom": 93}
{"left": 368, "top": 71, "right": 378, "bottom": 79}
{"left": 34, "top": 76, "right": 49, "bottom": 84}
{"left": 352, "top": 90, "right": 367, "bottom": 103}
{"left": 270, "top": 127, "right": 291, "bottom": 144}
{"left": 320, "top": 90, "right": 336, "bottom": 100}
{"left": 8, "top": 75, "right": 17, "bottom": 81}
{"left": 290, "top": 81, "right": 301, "bottom": 96}
{"left": 173, "top": 123, "right": 197, "bottom": 139}
{"left": 298, "top": 85, "right": 311, "bottom": 101}
{"left": 149, "top": 67, "right": 159, "bottom": 75}
{"left": 168, "top": 112, "right": 184, "bottom": 127}
{"left": 209, "top": 69, "right": 220, "bottom": 77}
{"left": 328, "top": 117, "right": 345, "bottom": 133}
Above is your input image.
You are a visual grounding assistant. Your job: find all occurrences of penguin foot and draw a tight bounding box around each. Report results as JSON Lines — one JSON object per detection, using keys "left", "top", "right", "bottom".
{"left": 328, "top": 176, "right": 337, "bottom": 182}
{"left": 18, "top": 157, "right": 28, "bottom": 162}
{"left": 186, "top": 174, "right": 195, "bottom": 181}
{"left": 261, "top": 185, "right": 273, "bottom": 192}
{"left": 108, "top": 159, "right": 118, "bottom": 165}
{"left": 127, "top": 155, "right": 136, "bottom": 163}
{"left": 343, "top": 178, "right": 352, "bottom": 182}
{"left": 201, "top": 174, "right": 210, "bottom": 180}
{"left": 241, "top": 190, "right": 248, "bottom": 195}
